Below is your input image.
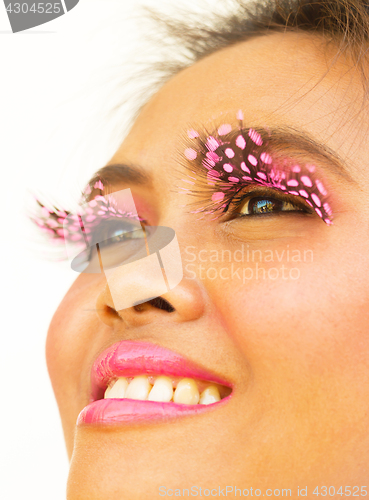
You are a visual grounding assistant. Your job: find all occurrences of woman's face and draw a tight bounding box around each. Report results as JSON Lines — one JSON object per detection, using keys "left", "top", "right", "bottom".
{"left": 47, "top": 32, "right": 369, "bottom": 498}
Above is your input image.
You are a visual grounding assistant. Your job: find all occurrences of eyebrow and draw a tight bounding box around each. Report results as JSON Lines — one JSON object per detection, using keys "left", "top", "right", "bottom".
{"left": 86, "top": 163, "right": 152, "bottom": 194}
{"left": 249, "top": 124, "right": 357, "bottom": 183}
{"left": 86, "top": 123, "right": 356, "bottom": 195}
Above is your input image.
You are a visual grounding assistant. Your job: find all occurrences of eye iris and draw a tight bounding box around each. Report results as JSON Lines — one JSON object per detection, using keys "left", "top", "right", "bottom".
{"left": 111, "top": 229, "right": 129, "bottom": 241}
{"left": 250, "top": 198, "right": 282, "bottom": 214}
{"left": 100, "top": 225, "right": 140, "bottom": 248}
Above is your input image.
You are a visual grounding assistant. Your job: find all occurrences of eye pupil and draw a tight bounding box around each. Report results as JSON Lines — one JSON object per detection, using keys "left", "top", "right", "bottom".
{"left": 111, "top": 229, "right": 128, "bottom": 241}
{"left": 250, "top": 198, "right": 282, "bottom": 214}
{"left": 95, "top": 221, "right": 145, "bottom": 249}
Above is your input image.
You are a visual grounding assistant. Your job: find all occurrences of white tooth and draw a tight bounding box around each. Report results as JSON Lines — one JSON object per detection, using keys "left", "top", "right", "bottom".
{"left": 148, "top": 376, "right": 173, "bottom": 402}
{"left": 173, "top": 378, "right": 200, "bottom": 405}
{"left": 199, "top": 385, "right": 221, "bottom": 405}
{"left": 125, "top": 375, "right": 152, "bottom": 400}
{"left": 104, "top": 378, "right": 128, "bottom": 399}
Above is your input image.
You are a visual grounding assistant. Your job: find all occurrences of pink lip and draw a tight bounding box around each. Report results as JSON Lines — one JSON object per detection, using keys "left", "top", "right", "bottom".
{"left": 77, "top": 341, "right": 232, "bottom": 426}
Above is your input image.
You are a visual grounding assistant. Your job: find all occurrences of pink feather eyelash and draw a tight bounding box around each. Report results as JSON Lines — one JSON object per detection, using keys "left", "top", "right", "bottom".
{"left": 31, "top": 115, "right": 334, "bottom": 254}
{"left": 179, "top": 111, "right": 333, "bottom": 224}
{"left": 30, "top": 181, "right": 143, "bottom": 246}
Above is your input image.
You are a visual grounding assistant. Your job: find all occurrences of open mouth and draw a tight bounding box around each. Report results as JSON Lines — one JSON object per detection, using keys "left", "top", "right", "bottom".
{"left": 77, "top": 341, "right": 233, "bottom": 426}
{"left": 102, "top": 375, "right": 231, "bottom": 405}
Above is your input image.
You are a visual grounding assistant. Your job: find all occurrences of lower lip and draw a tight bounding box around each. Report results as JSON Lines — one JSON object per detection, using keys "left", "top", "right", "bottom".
{"left": 77, "top": 397, "right": 230, "bottom": 426}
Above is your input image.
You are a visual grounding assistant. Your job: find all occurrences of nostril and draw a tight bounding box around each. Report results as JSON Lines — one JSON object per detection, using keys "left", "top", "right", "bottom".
{"left": 134, "top": 297, "right": 175, "bottom": 313}
{"left": 150, "top": 297, "right": 175, "bottom": 312}
{"left": 106, "top": 305, "right": 121, "bottom": 318}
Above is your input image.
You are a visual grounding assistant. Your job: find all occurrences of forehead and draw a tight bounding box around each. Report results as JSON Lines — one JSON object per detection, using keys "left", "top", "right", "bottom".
{"left": 112, "top": 32, "right": 366, "bottom": 181}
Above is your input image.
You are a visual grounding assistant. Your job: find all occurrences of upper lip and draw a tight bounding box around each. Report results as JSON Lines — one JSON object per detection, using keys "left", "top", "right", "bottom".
{"left": 90, "top": 340, "right": 232, "bottom": 403}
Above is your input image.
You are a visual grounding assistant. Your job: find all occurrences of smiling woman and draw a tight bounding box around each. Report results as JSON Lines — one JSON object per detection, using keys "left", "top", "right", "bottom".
{"left": 33, "top": 0, "right": 369, "bottom": 498}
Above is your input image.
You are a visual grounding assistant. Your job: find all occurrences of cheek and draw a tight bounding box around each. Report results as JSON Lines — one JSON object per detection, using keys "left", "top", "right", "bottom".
{"left": 207, "top": 242, "right": 369, "bottom": 402}
{"left": 201, "top": 219, "right": 369, "bottom": 366}
{"left": 205, "top": 251, "right": 369, "bottom": 457}
{"left": 214, "top": 260, "right": 369, "bottom": 361}
{"left": 46, "top": 275, "right": 104, "bottom": 423}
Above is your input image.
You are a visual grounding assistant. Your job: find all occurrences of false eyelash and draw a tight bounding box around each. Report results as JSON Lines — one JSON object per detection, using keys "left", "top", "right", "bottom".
{"left": 178, "top": 111, "right": 333, "bottom": 224}
{"left": 30, "top": 180, "right": 143, "bottom": 247}
{"left": 230, "top": 186, "right": 313, "bottom": 216}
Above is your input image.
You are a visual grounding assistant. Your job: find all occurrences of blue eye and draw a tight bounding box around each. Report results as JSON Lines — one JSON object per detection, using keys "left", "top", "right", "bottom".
{"left": 111, "top": 228, "right": 127, "bottom": 239}
{"left": 94, "top": 221, "right": 146, "bottom": 249}
{"left": 240, "top": 196, "right": 301, "bottom": 215}
{"left": 71, "top": 218, "right": 147, "bottom": 273}
{"left": 87, "top": 218, "right": 143, "bottom": 244}
{"left": 234, "top": 187, "right": 310, "bottom": 217}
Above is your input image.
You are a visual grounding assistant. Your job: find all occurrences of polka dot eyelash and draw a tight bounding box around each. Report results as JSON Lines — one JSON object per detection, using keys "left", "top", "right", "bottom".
{"left": 30, "top": 181, "right": 143, "bottom": 248}
{"left": 179, "top": 111, "right": 333, "bottom": 225}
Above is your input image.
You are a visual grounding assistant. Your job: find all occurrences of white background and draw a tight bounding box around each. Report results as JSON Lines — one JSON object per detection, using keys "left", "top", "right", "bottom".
{"left": 0, "top": 0, "right": 226, "bottom": 498}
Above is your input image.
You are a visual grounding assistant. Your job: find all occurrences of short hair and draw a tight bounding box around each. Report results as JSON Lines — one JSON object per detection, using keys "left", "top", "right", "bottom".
{"left": 141, "top": 0, "right": 369, "bottom": 105}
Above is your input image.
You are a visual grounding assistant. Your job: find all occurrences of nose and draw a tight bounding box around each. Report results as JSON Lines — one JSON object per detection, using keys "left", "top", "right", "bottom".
{"left": 96, "top": 275, "right": 206, "bottom": 327}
